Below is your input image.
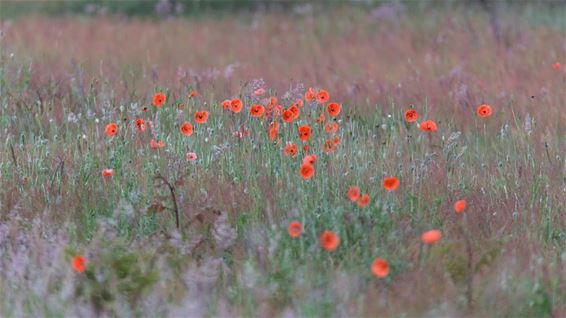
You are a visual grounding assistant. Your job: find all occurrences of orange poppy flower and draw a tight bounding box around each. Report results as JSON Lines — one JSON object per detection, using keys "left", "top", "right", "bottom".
{"left": 135, "top": 118, "right": 146, "bottom": 132}
{"left": 327, "top": 102, "right": 341, "bottom": 116}
{"left": 303, "top": 144, "right": 310, "bottom": 152}
{"left": 105, "top": 123, "right": 118, "bottom": 137}
{"left": 320, "top": 231, "right": 339, "bottom": 251}
{"left": 254, "top": 88, "right": 266, "bottom": 96}
{"left": 231, "top": 98, "right": 243, "bottom": 113}
{"left": 404, "top": 109, "right": 418, "bottom": 122}
{"left": 288, "top": 221, "right": 304, "bottom": 238}
{"left": 269, "top": 121, "right": 279, "bottom": 141}
{"left": 72, "top": 255, "right": 86, "bottom": 273}
{"left": 552, "top": 62, "right": 561, "bottom": 70}
{"left": 347, "top": 186, "right": 361, "bottom": 202}
{"left": 150, "top": 139, "right": 165, "bottom": 149}
{"left": 305, "top": 87, "right": 315, "bottom": 101}
{"left": 454, "top": 200, "right": 467, "bottom": 214}
{"left": 317, "top": 113, "right": 326, "bottom": 123}
{"left": 180, "top": 122, "right": 193, "bottom": 136}
{"left": 323, "top": 139, "right": 336, "bottom": 153}
{"left": 153, "top": 92, "right": 166, "bottom": 107}
{"left": 420, "top": 120, "right": 438, "bottom": 132}
{"left": 189, "top": 90, "right": 198, "bottom": 98}
{"left": 422, "top": 230, "right": 441, "bottom": 245}
{"left": 284, "top": 143, "right": 298, "bottom": 158}
{"left": 383, "top": 176, "right": 399, "bottom": 191}
{"left": 371, "top": 258, "right": 390, "bottom": 278}
{"left": 250, "top": 104, "right": 265, "bottom": 117}
{"left": 298, "top": 125, "right": 311, "bottom": 142}
{"left": 325, "top": 122, "right": 339, "bottom": 134}
{"left": 357, "top": 194, "right": 370, "bottom": 208}
{"left": 289, "top": 105, "right": 300, "bottom": 119}
{"left": 186, "top": 152, "right": 197, "bottom": 161}
{"left": 221, "top": 99, "right": 231, "bottom": 110}
{"left": 303, "top": 154, "right": 317, "bottom": 166}
{"left": 296, "top": 98, "right": 304, "bottom": 107}
{"left": 282, "top": 109, "right": 295, "bottom": 123}
{"left": 300, "top": 163, "right": 315, "bottom": 179}
{"left": 476, "top": 104, "right": 492, "bottom": 118}
{"left": 195, "top": 111, "right": 209, "bottom": 124}
{"left": 316, "top": 89, "right": 329, "bottom": 104}
{"left": 101, "top": 168, "right": 114, "bottom": 177}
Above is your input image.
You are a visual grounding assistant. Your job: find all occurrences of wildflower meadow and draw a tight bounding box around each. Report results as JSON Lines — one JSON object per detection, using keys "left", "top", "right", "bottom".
{"left": 0, "top": 1, "right": 565, "bottom": 317}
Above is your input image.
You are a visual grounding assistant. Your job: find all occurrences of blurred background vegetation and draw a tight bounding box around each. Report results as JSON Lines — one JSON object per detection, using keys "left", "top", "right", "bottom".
{"left": 1, "top": 0, "right": 565, "bottom": 26}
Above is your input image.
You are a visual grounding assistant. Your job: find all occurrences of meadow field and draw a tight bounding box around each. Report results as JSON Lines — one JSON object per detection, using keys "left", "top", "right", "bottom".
{"left": 0, "top": 1, "right": 565, "bottom": 317}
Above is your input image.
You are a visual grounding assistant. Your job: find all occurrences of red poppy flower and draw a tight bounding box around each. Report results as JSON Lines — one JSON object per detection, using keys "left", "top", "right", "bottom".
{"left": 357, "top": 194, "right": 370, "bottom": 208}
{"left": 186, "top": 152, "right": 197, "bottom": 161}
{"left": 320, "top": 231, "right": 339, "bottom": 251}
{"left": 153, "top": 92, "right": 166, "bottom": 107}
{"left": 300, "top": 163, "right": 314, "bottom": 179}
{"left": 422, "top": 230, "right": 441, "bottom": 245}
{"left": 371, "top": 258, "right": 390, "bottom": 278}
{"left": 150, "top": 139, "right": 165, "bottom": 149}
{"left": 101, "top": 168, "right": 114, "bottom": 177}
{"left": 298, "top": 125, "right": 311, "bottom": 142}
{"left": 289, "top": 105, "right": 300, "bottom": 119}
{"left": 284, "top": 143, "right": 298, "bottom": 158}
{"left": 222, "top": 99, "right": 231, "bottom": 110}
{"left": 135, "top": 118, "right": 146, "bottom": 132}
{"left": 476, "top": 104, "right": 492, "bottom": 118}
{"left": 404, "top": 109, "right": 418, "bottom": 122}
{"left": 282, "top": 109, "right": 295, "bottom": 123}
{"left": 323, "top": 139, "right": 337, "bottom": 153}
{"left": 288, "top": 221, "right": 304, "bottom": 238}
{"left": 180, "top": 122, "right": 193, "bottom": 136}
{"left": 231, "top": 98, "right": 243, "bottom": 113}
{"left": 302, "top": 154, "right": 317, "bottom": 166}
{"left": 72, "top": 255, "right": 86, "bottom": 273}
{"left": 305, "top": 87, "right": 315, "bottom": 101}
{"left": 383, "top": 176, "right": 399, "bottom": 191}
{"left": 105, "top": 123, "right": 118, "bottom": 137}
{"left": 250, "top": 104, "right": 265, "bottom": 117}
{"left": 454, "top": 200, "right": 467, "bottom": 214}
{"left": 325, "top": 122, "right": 339, "bottom": 134}
{"left": 327, "top": 102, "right": 341, "bottom": 117}
{"left": 189, "top": 90, "right": 198, "bottom": 98}
{"left": 420, "top": 120, "right": 438, "bottom": 132}
{"left": 195, "top": 111, "right": 209, "bottom": 124}
{"left": 316, "top": 89, "right": 329, "bottom": 104}
{"left": 347, "top": 186, "right": 361, "bottom": 202}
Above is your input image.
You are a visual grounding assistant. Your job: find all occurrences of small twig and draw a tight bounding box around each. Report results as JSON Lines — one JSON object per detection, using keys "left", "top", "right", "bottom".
{"left": 9, "top": 144, "right": 17, "bottom": 167}
{"left": 154, "top": 173, "right": 180, "bottom": 230}
{"left": 544, "top": 142, "right": 553, "bottom": 165}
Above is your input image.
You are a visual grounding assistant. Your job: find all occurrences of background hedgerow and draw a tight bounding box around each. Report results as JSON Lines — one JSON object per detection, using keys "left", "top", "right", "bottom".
{"left": 0, "top": 2, "right": 565, "bottom": 317}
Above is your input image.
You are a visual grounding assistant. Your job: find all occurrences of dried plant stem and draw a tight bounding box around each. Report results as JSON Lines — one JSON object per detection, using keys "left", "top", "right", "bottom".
{"left": 154, "top": 173, "right": 180, "bottom": 230}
